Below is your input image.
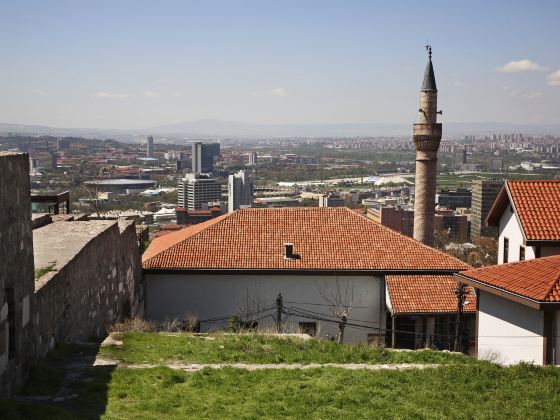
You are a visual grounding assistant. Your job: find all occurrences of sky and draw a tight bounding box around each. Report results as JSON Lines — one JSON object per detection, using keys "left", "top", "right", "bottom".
{"left": 1, "top": 0, "right": 559, "bottom": 129}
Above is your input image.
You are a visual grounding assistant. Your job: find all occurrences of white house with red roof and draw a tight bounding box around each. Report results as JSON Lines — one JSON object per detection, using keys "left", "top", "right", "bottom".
{"left": 456, "top": 255, "right": 560, "bottom": 365}
{"left": 486, "top": 180, "right": 560, "bottom": 264}
{"left": 143, "top": 208, "right": 472, "bottom": 346}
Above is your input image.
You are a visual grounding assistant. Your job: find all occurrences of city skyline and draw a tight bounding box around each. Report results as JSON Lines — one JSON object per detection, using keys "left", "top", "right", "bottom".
{"left": 2, "top": 0, "right": 560, "bottom": 130}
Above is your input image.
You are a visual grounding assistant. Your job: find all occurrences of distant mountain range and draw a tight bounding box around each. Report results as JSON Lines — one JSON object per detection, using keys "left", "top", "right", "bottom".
{"left": 1, "top": 120, "right": 559, "bottom": 142}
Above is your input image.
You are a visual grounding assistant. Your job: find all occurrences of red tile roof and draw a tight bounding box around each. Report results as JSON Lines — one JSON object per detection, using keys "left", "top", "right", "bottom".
{"left": 457, "top": 255, "right": 560, "bottom": 302}
{"left": 386, "top": 275, "right": 476, "bottom": 314}
{"left": 488, "top": 180, "right": 560, "bottom": 242}
{"left": 142, "top": 208, "right": 470, "bottom": 271}
{"left": 508, "top": 180, "right": 560, "bottom": 241}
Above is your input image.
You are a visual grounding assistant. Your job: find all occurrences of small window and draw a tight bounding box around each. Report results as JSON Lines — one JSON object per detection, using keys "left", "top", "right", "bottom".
{"left": 503, "top": 237, "right": 509, "bottom": 263}
{"left": 299, "top": 322, "right": 317, "bottom": 337}
{"left": 519, "top": 246, "right": 525, "bottom": 261}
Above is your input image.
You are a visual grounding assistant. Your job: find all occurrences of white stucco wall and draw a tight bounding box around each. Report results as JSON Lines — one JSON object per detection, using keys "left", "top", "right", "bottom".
{"left": 478, "top": 291, "right": 544, "bottom": 365}
{"left": 498, "top": 206, "right": 535, "bottom": 263}
{"left": 145, "top": 273, "right": 384, "bottom": 343}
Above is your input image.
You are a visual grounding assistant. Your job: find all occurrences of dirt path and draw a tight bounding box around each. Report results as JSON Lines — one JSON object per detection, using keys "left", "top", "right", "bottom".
{"left": 93, "top": 356, "right": 441, "bottom": 371}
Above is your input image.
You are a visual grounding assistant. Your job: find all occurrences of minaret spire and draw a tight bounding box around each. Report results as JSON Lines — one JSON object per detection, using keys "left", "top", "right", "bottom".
{"left": 412, "top": 44, "right": 443, "bottom": 246}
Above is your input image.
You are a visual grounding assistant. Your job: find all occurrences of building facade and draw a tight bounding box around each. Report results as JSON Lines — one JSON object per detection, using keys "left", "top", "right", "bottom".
{"left": 367, "top": 206, "right": 414, "bottom": 237}
{"left": 470, "top": 180, "right": 502, "bottom": 241}
{"left": 436, "top": 188, "right": 472, "bottom": 210}
{"left": 228, "top": 170, "right": 254, "bottom": 213}
{"left": 147, "top": 135, "right": 154, "bottom": 158}
{"left": 486, "top": 180, "right": 560, "bottom": 264}
{"left": 178, "top": 173, "right": 222, "bottom": 211}
{"left": 456, "top": 255, "right": 560, "bottom": 365}
{"left": 142, "top": 208, "right": 471, "bottom": 345}
{"left": 318, "top": 192, "right": 344, "bottom": 208}
{"left": 191, "top": 142, "right": 214, "bottom": 174}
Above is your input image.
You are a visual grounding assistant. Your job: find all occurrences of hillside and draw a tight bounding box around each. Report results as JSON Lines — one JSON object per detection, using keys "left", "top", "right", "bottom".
{"left": 2, "top": 333, "right": 560, "bottom": 419}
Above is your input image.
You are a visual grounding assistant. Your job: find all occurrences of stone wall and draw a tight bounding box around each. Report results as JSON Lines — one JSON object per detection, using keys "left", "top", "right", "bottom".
{"left": 33, "top": 220, "right": 144, "bottom": 359}
{"left": 0, "top": 152, "right": 143, "bottom": 397}
{"left": 0, "top": 153, "right": 36, "bottom": 397}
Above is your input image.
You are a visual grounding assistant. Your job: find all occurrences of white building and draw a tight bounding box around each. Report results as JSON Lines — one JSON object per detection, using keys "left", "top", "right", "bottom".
{"left": 457, "top": 255, "right": 560, "bottom": 365}
{"left": 486, "top": 180, "right": 560, "bottom": 263}
{"left": 248, "top": 152, "right": 257, "bottom": 166}
{"left": 142, "top": 207, "right": 470, "bottom": 344}
{"left": 228, "top": 170, "right": 254, "bottom": 213}
{"left": 177, "top": 173, "right": 222, "bottom": 211}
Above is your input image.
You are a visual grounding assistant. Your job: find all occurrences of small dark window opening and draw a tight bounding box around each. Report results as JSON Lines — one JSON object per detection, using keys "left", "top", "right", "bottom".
{"left": 6, "top": 288, "right": 16, "bottom": 359}
{"left": 299, "top": 322, "right": 317, "bottom": 337}
{"left": 503, "top": 237, "right": 509, "bottom": 263}
{"left": 519, "top": 246, "right": 525, "bottom": 261}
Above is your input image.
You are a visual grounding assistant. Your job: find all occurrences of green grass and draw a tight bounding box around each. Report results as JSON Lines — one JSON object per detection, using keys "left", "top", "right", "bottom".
{"left": 99, "top": 332, "right": 476, "bottom": 365}
{"left": 9, "top": 334, "right": 560, "bottom": 419}
{"left": 72, "top": 364, "right": 560, "bottom": 419}
{"left": 34, "top": 261, "right": 56, "bottom": 280}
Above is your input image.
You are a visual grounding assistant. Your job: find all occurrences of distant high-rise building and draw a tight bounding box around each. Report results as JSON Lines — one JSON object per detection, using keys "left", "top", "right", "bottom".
{"left": 435, "top": 208, "right": 469, "bottom": 243}
{"left": 211, "top": 142, "right": 220, "bottom": 159}
{"left": 228, "top": 170, "right": 254, "bottom": 213}
{"left": 470, "top": 180, "right": 503, "bottom": 241}
{"left": 178, "top": 173, "right": 222, "bottom": 211}
{"left": 248, "top": 152, "right": 258, "bottom": 166}
{"left": 147, "top": 135, "right": 154, "bottom": 158}
{"left": 192, "top": 142, "right": 214, "bottom": 173}
{"left": 436, "top": 188, "right": 472, "bottom": 210}
{"left": 413, "top": 45, "right": 442, "bottom": 246}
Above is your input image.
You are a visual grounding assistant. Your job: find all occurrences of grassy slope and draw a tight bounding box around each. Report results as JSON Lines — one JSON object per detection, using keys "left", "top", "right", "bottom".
{"left": 7, "top": 334, "right": 560, "bottom": 419}
{"left": 80, "top": 365, "right": 560, "bottom": 419}
{"left": 100, "top": 333, "right": 476, "bottom": 365}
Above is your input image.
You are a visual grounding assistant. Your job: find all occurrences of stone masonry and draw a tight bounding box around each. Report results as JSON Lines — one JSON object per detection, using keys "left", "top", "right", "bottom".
{"left": 0, "top": 152, "right": 143, "bottom": 397}
{"left": 0, "top": 153, "right": 36, "bottom": 397}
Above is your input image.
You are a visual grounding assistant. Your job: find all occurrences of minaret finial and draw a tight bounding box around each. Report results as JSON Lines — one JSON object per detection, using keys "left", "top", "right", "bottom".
{"left": 425, "top": 42, "right": 432, "bottom": 60}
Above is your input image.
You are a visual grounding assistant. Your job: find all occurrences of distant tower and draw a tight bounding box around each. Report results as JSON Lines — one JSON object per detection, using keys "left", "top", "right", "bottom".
{"left": 413, "top": 45, "right": 442, "bottom": 246}
{"left": 147, "top": 135, "right": 154, "bottom": 158}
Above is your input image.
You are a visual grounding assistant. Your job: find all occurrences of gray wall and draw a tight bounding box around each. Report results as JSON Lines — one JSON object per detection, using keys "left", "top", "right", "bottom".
{"left": 33, "top": 221, "right": 143, "bottom": 359}
{"left": 146, "top": 273, "right": 384, "bottom": 343}
{"left": 0, "top": 152, "right": 144, "bottom": 397}
{"left": 0, "top": 153, "right": 36, "bottom": 396}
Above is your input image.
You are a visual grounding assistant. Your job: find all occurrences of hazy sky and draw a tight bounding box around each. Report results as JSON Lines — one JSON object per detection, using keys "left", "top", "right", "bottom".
{"left": 1, "top": 0, "right": 559, "bottom": 129}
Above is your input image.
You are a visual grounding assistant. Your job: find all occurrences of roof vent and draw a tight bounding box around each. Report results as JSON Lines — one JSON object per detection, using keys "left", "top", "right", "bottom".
{"left": 284, "top": 243, "right": 295, "bottom": 260}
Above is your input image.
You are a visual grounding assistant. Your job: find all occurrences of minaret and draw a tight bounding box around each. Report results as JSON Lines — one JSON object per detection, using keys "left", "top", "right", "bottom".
{"left": 413, "top": 45, "right": 442, "bottom": 246}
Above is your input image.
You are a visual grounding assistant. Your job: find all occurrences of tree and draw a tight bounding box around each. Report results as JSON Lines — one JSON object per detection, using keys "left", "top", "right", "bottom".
{"left": 236, "top": 284, "right": 267, "bottom": 331}
{"left": 467, "top": 237, "right": 498, "bottom": 267}
{"left": 318, "top": 279, "right": 365, "bottom": 343}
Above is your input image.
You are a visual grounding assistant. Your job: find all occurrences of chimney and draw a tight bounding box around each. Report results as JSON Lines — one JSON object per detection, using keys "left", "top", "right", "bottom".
{"left": 284, "top": 243, "right": 294, "bottom": 259}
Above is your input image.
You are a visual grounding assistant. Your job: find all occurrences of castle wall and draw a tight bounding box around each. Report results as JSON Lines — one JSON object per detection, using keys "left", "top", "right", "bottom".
{"left": 0, "top": 152, "right": 144, "bottom": 397}
{"left": 0, "top": 153, "right": 36, "bottom": 397}
{"left": 33, "top": 220, "right": 144, "bottom": 360}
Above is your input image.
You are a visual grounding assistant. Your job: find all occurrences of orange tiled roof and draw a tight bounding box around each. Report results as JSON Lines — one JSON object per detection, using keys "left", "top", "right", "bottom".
{"left": 386, "top": 275, "right": 476, "bottom": 314}
{"left": 457, "top": 255, "right": 560, "bottom": 302}
{"left": 142, "top": 208, "right": 470, "bottom": 271}
{"left": 508, "top": 180, "right": 560, "bottom": 241}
